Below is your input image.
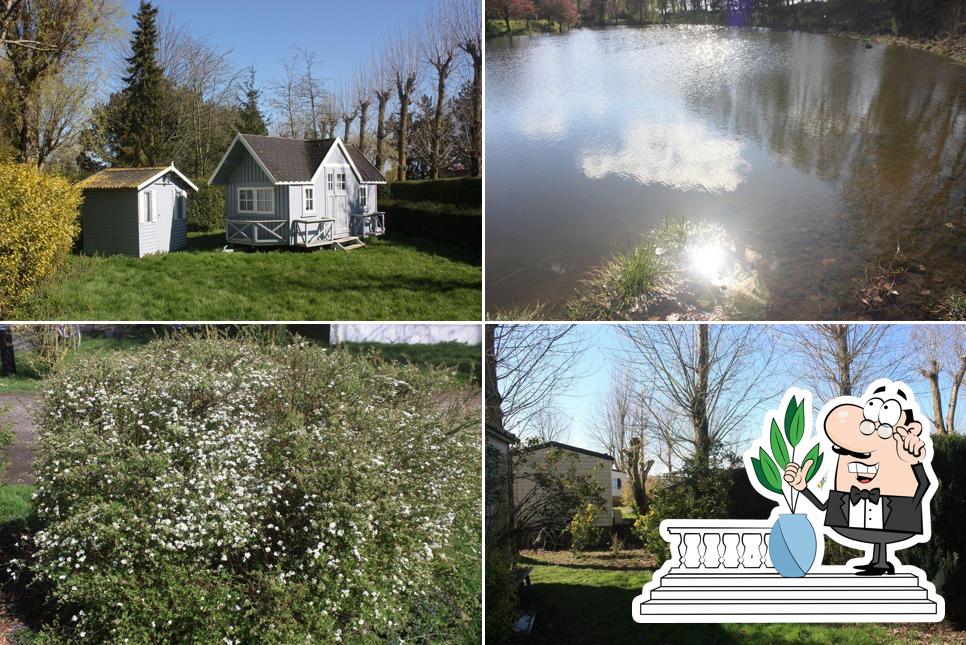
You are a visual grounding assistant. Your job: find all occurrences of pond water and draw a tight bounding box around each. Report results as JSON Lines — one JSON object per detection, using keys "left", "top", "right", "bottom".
{"left": 485, "top": 25, "right": 966, "bottom": 320}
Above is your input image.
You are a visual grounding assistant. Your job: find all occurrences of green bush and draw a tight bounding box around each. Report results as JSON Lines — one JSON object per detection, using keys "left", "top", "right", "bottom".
{"left": 13, "top": 335, "right": 478, "bottom": 643}
{"left": 384, "top": 199, "right": 481, "bottom": 250}
{"left": 186, "top": 183, "right": 225, "bottom": 232}
{"left": 0, "top": 163, "right": 82, "bottom": 317}
{"left": 633, "top": 448, "right": 736, "bottom": 562}
{"left": 906, "top": 433, "right": 966, "bottom": 620}
{"left": 379, "top": 177, "right": 480, "bottom": 207}
{"left": 567, "top": 503, "right": 601, "bottom": 557}
{"left": 484, "top": 547, "right": 517, "bottom": 643}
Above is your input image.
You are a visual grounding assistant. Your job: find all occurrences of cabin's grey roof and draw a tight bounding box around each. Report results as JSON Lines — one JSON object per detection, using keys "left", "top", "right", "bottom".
{"left": 239, "top": 134, "right": 335, "bottom": 183}
{"left": 344, "top": 143, "right": 388, "bottom": 183}
{"left": 77, "top": 165, "right": 198, "bottom": 191}
{"left": 228, "top": 134, "right": 388, "bottom": 184}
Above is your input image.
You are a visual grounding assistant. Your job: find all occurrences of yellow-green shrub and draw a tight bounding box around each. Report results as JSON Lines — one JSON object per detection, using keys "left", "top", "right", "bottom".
{"left": 0, "top": 163, "right": 81, "bottom": 317}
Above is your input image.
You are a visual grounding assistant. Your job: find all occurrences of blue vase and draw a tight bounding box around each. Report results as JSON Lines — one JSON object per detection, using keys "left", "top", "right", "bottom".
{"left": 770, "top": 513, "right": 816, "bottom": 578}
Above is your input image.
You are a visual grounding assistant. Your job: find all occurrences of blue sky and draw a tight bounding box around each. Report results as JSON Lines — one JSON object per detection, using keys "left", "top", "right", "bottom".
{"left": 117, "top": 0, "right": 438, "bottom": 114}
{"left": 531, "top": 324, "right": 963, "bottom": 465}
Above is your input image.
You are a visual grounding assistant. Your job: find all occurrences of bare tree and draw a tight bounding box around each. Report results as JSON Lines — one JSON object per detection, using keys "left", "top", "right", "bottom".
{"left": 387, "top": 30, "right": 419, "bottom": 181}
{"left": 525, "top": 407, "right": 571, "bottom": 443}
{"left": 269, "top": 53, "right": 301, "bottom": 138}
{"left": 619, "top": 324, "right": 778, "bottom": 463}
{"left": 3, "top": 0, "right": 117, "bottom": 165}
{"left": 453, "top": 0, "right": 481, "bottom": 176}
{"left": 591, "top": 364, "right": 637, "bottom": 472}
{"left": 295, "top": 47, "right": 325, "bottom": 138}
{"left": 421, "top": 3, "right": 456, "bottom": 179}
{"left": 371, "top": 50, "right": 393, "bottom": 171}
{"left": 353, "top": 66, "right": 371, "bottom": 151}
{"left": 910, "top": 325, "right": 966, "bottom": 434}
{"left": 337, "top": 83, "right": 356, "bottom": 142}
{"left": 772, "top": 325, "right": 903, "bottom": 405}
{"left": 489, "top": 324, "right": 587, "bottom": 436}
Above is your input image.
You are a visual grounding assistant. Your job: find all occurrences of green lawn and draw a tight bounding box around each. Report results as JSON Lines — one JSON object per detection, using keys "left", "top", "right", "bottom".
{"left": 15, "top": 232, "right": 481, "bottom": 321}
{"left": 341, "top": 341, "right": 480, "bottom": 386}
{"left": 0, "top": 484, "right": 35, "bottom": 525}
{"left": 520, "top": 556, "right": 937, "bottom": 644}
{"left": 0, "top": 327, "right": 158, "bottom": 393}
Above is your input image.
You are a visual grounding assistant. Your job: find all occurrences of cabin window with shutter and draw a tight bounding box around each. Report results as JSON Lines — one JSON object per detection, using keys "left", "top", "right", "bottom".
{"left": 304, "top": 187, "right": 314, "bottom": 213}
{"left": 358, "top": 186, "right": 367, "bottom": 209}
{"left": 238, "top": 187, "right": 274, "bottom": 214}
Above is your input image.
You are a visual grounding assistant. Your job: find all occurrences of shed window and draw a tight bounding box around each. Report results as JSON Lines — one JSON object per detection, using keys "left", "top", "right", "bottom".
{"left": 358, "top": 186, "right": 367, "bottom": 209}
{"left": 336, "top": 172, "right": 347, "bottom": 192}
{"left": 304, "top": 187, "right": 315, "bottom": 213}
{"left": 141, "top": 191, "right": 155, "bottom": 223}
{"left": 175, "top": 194, "right": 186, "bottom": 220}
{"left": 326, "top": 172, "right": 334, "bottom": 191}
{"left": 238, "top": 187, "right": 274, "bottom": 214}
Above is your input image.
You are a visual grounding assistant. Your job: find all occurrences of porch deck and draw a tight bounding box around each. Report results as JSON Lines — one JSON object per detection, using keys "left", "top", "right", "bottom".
{"left": 633, "top": 520, "right": 943, "bottom": 623}
{"left": 226, "top": 213, "right": 385, "bottom": 248}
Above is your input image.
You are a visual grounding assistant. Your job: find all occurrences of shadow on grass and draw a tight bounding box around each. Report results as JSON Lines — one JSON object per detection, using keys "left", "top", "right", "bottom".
{"left": 383, "top": 233, "right": 481, "bottom": 265}
{"left": 186, "top": 230, "right": 229, "bottom": 252}
{"left": 518, "top": 555, "right": 653, "bottom": 572}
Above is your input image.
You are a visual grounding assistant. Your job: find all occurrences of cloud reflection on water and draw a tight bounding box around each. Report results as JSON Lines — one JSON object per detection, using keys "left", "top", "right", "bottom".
{"left": 578, "top": 122, "right": 751, "bottom": 193}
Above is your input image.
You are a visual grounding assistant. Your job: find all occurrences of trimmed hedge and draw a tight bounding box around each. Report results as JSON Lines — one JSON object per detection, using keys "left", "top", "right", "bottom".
{"left": 0, "top": 163, "right": 82, "bottom": 317}
{"left": 907, "top": 433, "right": 966, "bottom": 620}
{"left": 187, "top": 183, "right": 225, "bottom": 232}
{"left": 384, "top": 199, "right": 481, "bottom": 250}
{"left": 379, "top": 177, "right": 480, "bottom": 207}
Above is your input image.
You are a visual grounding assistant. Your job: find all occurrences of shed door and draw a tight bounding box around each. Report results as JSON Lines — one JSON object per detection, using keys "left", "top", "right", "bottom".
{"left": 155, "top": 186, "right": 175, "bottom": 252}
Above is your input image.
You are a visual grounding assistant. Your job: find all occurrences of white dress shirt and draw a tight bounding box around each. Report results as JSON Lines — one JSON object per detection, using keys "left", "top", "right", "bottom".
{"left": 849, "top": 496, "right": 884, "bottom": 530}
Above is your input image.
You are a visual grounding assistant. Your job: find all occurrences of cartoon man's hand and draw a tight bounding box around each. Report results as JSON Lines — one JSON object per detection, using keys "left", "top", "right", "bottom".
{"left": 783, "top": 459, "right": 812, "bottom": 492}
{"left": 894, "top": 425, "right": 925, "bottom": 464}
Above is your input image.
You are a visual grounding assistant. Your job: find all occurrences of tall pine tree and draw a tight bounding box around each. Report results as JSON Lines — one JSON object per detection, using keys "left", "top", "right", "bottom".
{"left": 236, "top": 66, "right": 268, "bottom": 135}
{"left": 117, "top": 0, "right": 167, "bottom": 166}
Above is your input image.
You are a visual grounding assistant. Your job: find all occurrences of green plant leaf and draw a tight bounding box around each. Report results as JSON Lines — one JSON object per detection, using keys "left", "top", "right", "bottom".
{"left": 751, "top": 456, "right": 782, "bottom": 495}
{"left": 759, "top": 447, "right": 784, "bottom": 493}
{"left": 803, "top": 443, "right": 824, "bottom": 482}
{"left": 786, "top": 400, "right": 805, "bottom": 448}
{"left": 784, "top": 396, "right": 798, "bottom": 435}
{"left": 770, "top": 419, "right": 789, "bottom": 468}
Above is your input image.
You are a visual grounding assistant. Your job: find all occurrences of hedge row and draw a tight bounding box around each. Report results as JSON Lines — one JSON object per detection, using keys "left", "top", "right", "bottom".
{"left": 187, "top": 183, "right": 226, "bottom": 232}
{"left": 384, "top": 199, "right": 481, "bottom": 249}
{"left": 378, "top": 176, "right": 481, "bottom": 207}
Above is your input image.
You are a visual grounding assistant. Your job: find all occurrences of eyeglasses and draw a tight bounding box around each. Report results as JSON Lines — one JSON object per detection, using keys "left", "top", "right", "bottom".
{"left": 859, "top": 419, "right": 893, "bottom": 439}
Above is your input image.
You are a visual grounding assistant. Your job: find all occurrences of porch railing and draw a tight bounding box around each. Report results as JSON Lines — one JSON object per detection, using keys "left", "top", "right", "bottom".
{"left": 292, "top": 217, "right": 334, "bottom": 247}
{"left": 663, "top": 521, "right": 773, "bottom": 571}
{"left": 351, "top": 212, "right": 385, "bottom": 238}
{"left": 227, "top": 219, "right": 287, "bottom": 245}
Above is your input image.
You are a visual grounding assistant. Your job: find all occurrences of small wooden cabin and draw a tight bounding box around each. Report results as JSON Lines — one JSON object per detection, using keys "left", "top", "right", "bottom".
{"left": 208, "top": 134, "right": 388, "bottom": 251}
{"left": 77, "top": 165, "right": 198, "bottom": 257}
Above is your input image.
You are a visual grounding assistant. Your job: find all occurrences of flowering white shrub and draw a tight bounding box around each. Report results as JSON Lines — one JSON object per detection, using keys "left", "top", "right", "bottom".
{"left": 12, "top": 335, "right": 479, "bottom": 643}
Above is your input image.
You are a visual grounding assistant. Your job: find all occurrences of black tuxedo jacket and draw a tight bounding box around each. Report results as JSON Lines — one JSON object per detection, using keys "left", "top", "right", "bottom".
{"left": 800, "top": 463, "right": 930, "bottom": 536}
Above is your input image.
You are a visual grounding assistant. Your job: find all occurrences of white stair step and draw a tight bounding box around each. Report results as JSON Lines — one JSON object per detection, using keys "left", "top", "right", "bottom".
{"left": 651, "top": 586, "right": 929, "bottom": 600}
{"left": 638, "top": 599, "right": 939, "bottom": 616}
{"left": 660, "top": 572, "right": 919, "bottom": 587}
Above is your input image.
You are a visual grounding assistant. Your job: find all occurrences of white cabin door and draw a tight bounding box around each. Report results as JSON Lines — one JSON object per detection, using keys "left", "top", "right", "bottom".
{"left": 156, "top": 187, "right": 174, "bottom": 252}
{"left": 329, "top": 194, "right": 349, "bottom": 237}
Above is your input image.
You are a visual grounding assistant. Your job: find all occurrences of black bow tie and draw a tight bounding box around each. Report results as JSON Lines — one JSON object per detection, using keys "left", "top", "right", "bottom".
{"left": 850, "top": 486, "right": 880, "bottom": 505}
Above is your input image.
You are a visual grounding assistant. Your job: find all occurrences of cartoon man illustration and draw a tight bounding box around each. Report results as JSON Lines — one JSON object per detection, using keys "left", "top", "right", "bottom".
{"left": 783, "top": 381, "right": 932, "bottom": 576}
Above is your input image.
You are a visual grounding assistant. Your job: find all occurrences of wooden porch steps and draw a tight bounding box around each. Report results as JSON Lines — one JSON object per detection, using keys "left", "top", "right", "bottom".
{"left": 635, "top": 571, "right": 941, "bottom": 622}
{"left": 334, "top": 236, "right": 366, "bottom": 252}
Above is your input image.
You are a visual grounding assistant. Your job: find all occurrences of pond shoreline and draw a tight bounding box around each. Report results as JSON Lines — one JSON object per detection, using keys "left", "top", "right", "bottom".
{"left": 486, "top": 21, "right": 966, "bottom": 65}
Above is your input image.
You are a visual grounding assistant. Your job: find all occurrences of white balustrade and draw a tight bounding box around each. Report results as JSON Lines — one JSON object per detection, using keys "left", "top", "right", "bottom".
{"left": 663, "top": 521, "right": 773, "bottom": 571}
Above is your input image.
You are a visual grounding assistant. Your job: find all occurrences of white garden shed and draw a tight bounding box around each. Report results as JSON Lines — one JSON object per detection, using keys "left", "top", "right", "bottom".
{"left": 77, "top": 164, "right": 198, "bottom": 257}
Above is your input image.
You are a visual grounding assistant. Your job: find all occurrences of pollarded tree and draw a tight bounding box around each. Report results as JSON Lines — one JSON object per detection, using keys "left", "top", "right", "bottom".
{"left": 388, "top": 30, "right": 419, "bottom": 181}
{"left": 421, "top": 2, "right": 458, "bottom": 179}
{"left": 453, "top": 0, "right": 481, "bottom": 176}
{"left": 371, "top": 51, "right": 394, "bottom": 172}
{"left": 236, "top": 66, "right": 268, "bottom": 135}
{"left": 353, "top": 67, "right": 371, "bottom": 151}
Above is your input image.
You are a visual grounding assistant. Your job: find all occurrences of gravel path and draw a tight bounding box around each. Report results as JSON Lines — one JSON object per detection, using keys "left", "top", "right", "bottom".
{"left": 0, "top": 392, "right": 39, "bottom": 484}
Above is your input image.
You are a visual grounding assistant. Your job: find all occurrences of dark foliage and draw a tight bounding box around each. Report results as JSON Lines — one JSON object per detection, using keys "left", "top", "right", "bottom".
{"left": 186, "top": 183, "right": 225, "bottom": 232}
